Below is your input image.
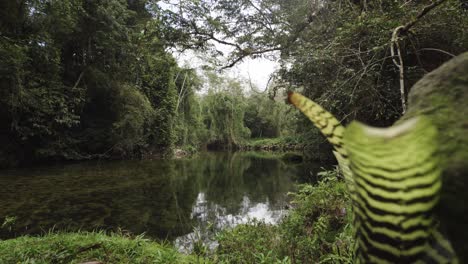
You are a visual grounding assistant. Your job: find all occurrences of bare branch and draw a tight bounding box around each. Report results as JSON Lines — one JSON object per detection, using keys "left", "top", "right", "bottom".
{"left": 401, "top": 0, "right": 448, "bottom": 33}
{"left": 391, "top": 26, "right": 407, "bottom": 114}
{"left": 418, "top": 48, "right": 456, "bottom": 58}
{"left": 390, "top": 0, "right": 449, "bottom": 114}
{"left": 247, "top": 71, "right": 275, "bottom": 95}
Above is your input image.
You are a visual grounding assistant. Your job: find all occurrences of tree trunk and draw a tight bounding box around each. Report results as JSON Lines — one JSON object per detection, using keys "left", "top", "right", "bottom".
{"left": 399, "top": 52, "right": 468, "bottom": 262}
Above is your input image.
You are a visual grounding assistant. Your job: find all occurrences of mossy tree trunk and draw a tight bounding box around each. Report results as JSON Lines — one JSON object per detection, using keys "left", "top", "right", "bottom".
{"left": 400, "top": 52, "right": 468, "bottom": 262}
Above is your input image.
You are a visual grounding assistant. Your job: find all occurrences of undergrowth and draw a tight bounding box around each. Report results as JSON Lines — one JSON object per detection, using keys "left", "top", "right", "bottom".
{"left": 213, "top": 167, "right": 354, "bottom": 263}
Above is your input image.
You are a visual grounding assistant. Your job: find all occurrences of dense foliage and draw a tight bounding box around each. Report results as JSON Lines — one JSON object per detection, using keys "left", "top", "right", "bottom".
{"left": 279, "top": 0, "right": 468, "bottom": 126}
{"left": 165, "top": 0, "right": 468, "bottom": 147}
{"left": 172, "top": 69, "right": 299, "bottom": 151}
{"left": 0, "top": 0, "right": 298, "bottom": 166}
{"left": 0, "top": 0, "right": 179, "bottom": 166}
{"left": 3, "top": 0, "right": 465, "bottom": 167}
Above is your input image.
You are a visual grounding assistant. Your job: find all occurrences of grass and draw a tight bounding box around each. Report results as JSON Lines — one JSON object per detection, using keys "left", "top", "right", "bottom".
{"left": 0, "top": 231, "right": 200, "bottom": 264}
{"left": 214, "top": 221, "right": 289, "bottom": 264}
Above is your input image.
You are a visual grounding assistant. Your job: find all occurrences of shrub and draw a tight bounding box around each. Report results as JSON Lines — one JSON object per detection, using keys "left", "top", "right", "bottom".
{"left": 214, "top": 167, "right": 354, "bottom": 263}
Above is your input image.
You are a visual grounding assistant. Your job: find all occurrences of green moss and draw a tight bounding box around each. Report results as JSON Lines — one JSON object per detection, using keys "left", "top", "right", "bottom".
{"left": 399, "top": 52, "right": 468, "bottom": 262}
{"left": 0, "top": 232, "right": 199, "bottom": 264}
{"left": 402, "top": 52, "right": 468, "bottom": 166}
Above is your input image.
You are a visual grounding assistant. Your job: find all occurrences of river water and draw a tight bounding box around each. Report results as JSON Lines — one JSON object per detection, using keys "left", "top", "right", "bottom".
{"left": 0, "top": 151, "right": 324, "bottom": 252}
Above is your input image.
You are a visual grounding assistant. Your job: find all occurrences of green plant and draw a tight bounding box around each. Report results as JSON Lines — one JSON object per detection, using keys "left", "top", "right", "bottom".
{"left": 215, "top": 220, "right": 283, "bottom": 263}
{"left": 214, "top": 168, "right": 353, "bottom": 263}
{"left": 1, "top": 216, "right": 17, "bottom": 232}
{"left": 280, "top": 168, "right": 353, "bottom": 263}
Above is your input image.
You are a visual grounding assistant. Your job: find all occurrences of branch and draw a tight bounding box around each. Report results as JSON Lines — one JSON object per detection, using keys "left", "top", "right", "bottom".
{"left": 391, "top": 26, "right": 407, "bottom": 114}
{"left": 220, "top": 47, "right": 281, "bottom": 70}
{"left": 180, "top": 0, "right": 317, "bottom": 70}
{"left": 72, "top": 71, "right": 85, "bottom": 90}
{"left": 401, "top": 0, "right": 448, "bottom": 33}
{"left": 189, "top": 21, "right": 243, "bottom": 51}
{"left": 221, "top": 55, "right": 245, "bottom": 70}
{"left": 418, "top": 48, "right": 456, "bottom": 58}
{"left": 176, "top": 72, "right": 188, "bottom": 112}
{"left": 190, "top": 21, "right": 282, "bottom": 70}
{"left": 247, "top": 71, "right": 274, "bottom": 95}
{"left": 391, "top": 0, "right": 449, "bottom": 114}
{"left": 245, "top": 0, "right": 276, "bottom": 33}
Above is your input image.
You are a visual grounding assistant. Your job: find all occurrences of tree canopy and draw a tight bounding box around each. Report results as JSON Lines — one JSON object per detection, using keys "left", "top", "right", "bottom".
{"left": 0, "top": 0, "right": 181, "bottom": 166}
{"left": 1, "top": 0, "right": 466, "bottom": 167}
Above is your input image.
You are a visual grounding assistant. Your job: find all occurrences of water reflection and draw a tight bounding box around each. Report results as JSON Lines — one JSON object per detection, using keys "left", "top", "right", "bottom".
{"left": 176, "top": 192, "right": 288, "bottom": 253}
{"left": 0, "top": 151, "right": 325, "bottom": 248}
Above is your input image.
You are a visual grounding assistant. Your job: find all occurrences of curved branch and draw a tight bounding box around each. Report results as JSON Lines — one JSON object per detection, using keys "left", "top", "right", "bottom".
{"left": 418, "top": 48, "right": 456, "bottom": 58}
{"left": 248, "top": 72, "right": 274, "bottom": 95}
{"left": 401, "top": 0, "right": 448, "bottom": 33}
{"left": 220, "top": 47, "right": 282, "bottom": 70}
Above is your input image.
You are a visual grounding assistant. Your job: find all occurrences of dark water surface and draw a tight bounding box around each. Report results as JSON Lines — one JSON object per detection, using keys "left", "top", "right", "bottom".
{"left": 0, "top": 151, "right": 324, "bottom": 251}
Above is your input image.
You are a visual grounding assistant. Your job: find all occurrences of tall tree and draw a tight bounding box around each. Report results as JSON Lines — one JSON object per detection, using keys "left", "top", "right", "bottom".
{"left": 0, "top": 0, "right": 182, "bottom": 166}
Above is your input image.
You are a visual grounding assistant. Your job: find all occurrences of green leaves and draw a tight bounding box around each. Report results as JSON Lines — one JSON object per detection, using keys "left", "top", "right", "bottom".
{"left": 0, "top": 0, "right": 181, "bottom": 164}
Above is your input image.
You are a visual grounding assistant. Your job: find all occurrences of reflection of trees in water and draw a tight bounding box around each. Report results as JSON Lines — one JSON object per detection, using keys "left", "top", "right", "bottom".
{"left": 187, "top": 152, "right": 300, "bottom": 215}
{"left": 0, "top": 161, "right": 198, "bottom": 240}
{"left": 0, "top": 152, "right": 319, "bottom": 241}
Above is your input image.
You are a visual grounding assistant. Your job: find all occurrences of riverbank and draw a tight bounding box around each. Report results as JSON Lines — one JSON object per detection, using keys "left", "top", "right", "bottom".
{"left": 173, "top": 137, "right": 306, "bottom": 159}
{"left": 214, "top": 168, "right": 353, "bottom": 263}
{"left": 0, "top": 231, "right": 200, "bottom": 263}
{"left": 0, "top": 168, "right": 352, "bottom": 263}
{"left": 201, "top": 136, "right": 335, "bottom": 162}
{"left": 241, "top": 137, "right": 305, "bottom": 151}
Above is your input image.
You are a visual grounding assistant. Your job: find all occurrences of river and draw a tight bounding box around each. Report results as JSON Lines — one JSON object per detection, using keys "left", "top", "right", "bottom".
{"left": 0, "top": 151, "right": 326, "bottom": 252}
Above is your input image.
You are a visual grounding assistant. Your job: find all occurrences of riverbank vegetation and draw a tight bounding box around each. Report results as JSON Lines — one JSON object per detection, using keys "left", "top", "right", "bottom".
{"left": 214, "top": 168, "right": 353, "bottom": 263}
{"left": 0, "top": 168, "right": 350, "bottom": 263}
{"left": 0, "top": 231, "right": 198, "bottom": 263}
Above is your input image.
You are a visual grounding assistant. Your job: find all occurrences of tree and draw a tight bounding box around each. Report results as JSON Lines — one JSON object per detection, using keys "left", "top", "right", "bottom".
{"left": 0, "top": 0, "right": 183, "bottom": 166}
{"left": 160, "top": 0, "right": 467, "bottom": 125}
{"left": 200, "top": 72, "right": 250, "bottom": 149}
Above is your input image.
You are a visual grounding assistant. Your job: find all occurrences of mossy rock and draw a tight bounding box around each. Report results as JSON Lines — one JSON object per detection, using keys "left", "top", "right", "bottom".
{"left": 400, "top": 52, "right": 468, "bottom": 262}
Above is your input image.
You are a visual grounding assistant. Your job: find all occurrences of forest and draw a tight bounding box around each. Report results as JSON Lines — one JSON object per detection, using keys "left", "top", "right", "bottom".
{"left": 0, "top": 0, "right": 296, "bottom": 168}
{"left": 1, "top": 0, "right": 468, "bottom": 263}
{"left": 1, "top": 0, "right": 467, "bottom": 167}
